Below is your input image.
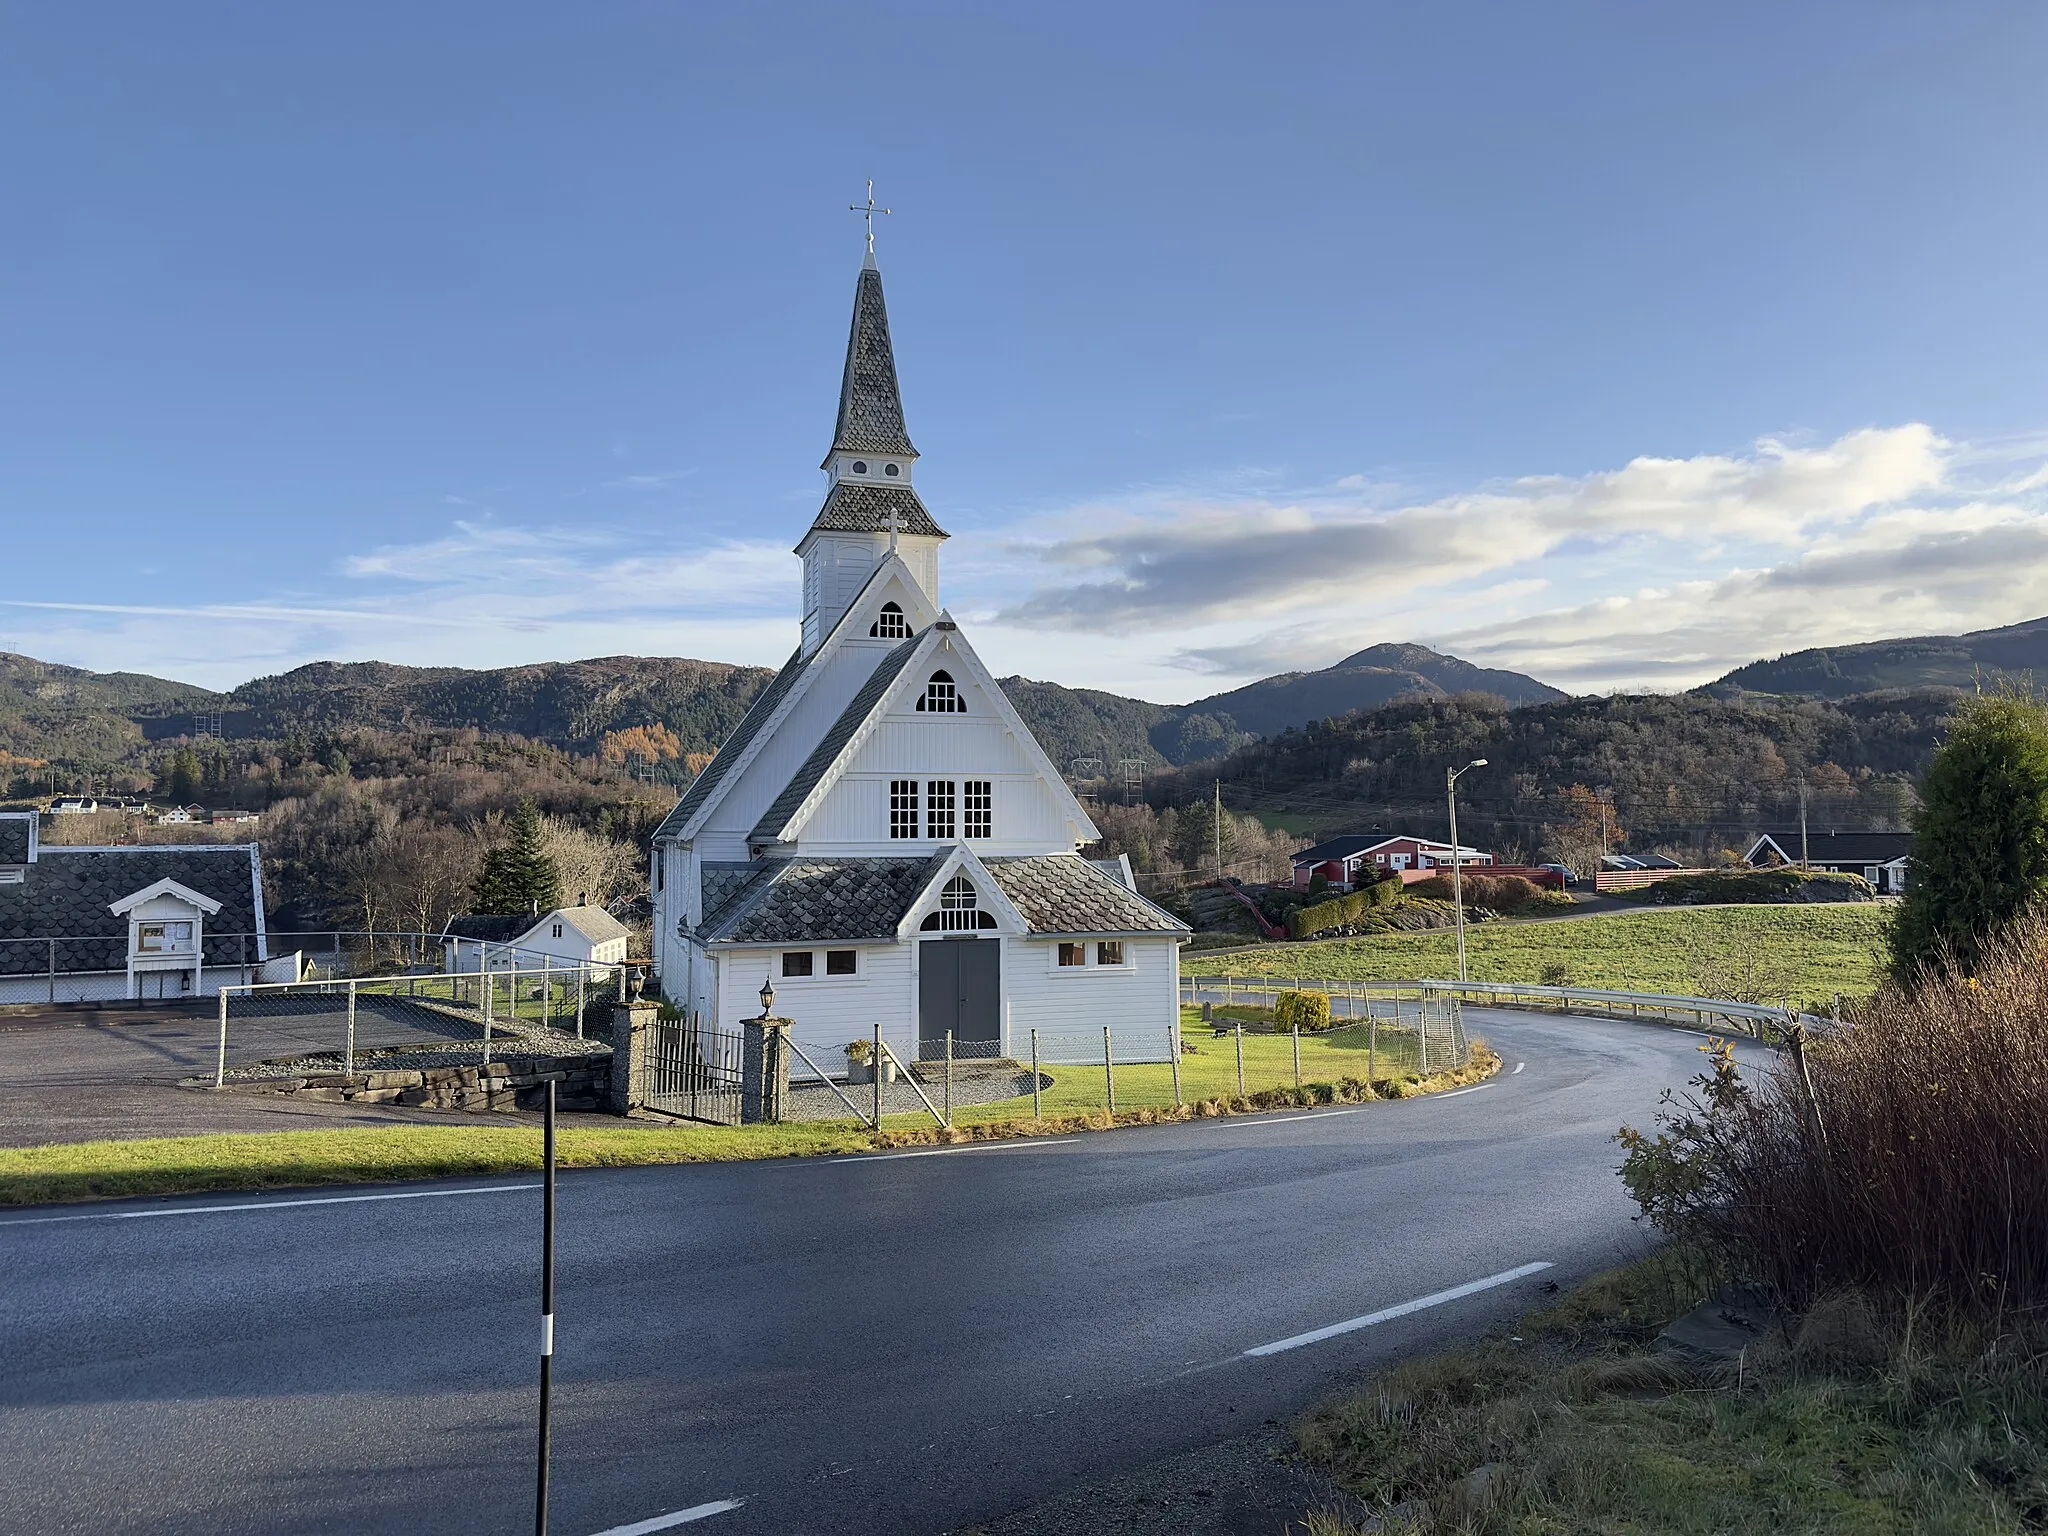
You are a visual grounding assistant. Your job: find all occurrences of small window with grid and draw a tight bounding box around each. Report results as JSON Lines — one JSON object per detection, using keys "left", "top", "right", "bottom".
{"left": 915, "top": 670, "right": 966, "bottom": 712}
{"left": 926, "top": 779, "right": 956, "bottom": 839}
{"left": 963, "top": 780, "right": 992, "bottom": 839}
{"left": 870, "top": 602, "right": 909, "bottom": 639}
{"left": 889, "top": 779, "right": 920, "bottom": 839}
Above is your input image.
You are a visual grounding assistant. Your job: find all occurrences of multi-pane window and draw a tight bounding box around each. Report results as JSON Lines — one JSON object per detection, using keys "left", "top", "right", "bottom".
{"left": 915, "top": 670, "right": 967, "bottom": 712}
{"left": 870, "top": 602, "right": 909, "bottom": 639}
{"left": 963, "top": 780, "right": 992, "bottom": 839}
{"left": 781, "top": 951, "right": 814, "bottom": 978}
{"left": 889, "top": 780, "right": 920, "bottom": 839}
{"left": 921, "top": 875, "right": 997, "bottom": 930}
{"left": 926, "top": 779, "right": 956, "bottom": 839}
{"left": 1096, "top": 941, "right": 1125, "bottom": 966}
{"left": 1057, "top": 942, "right": 1086, "bottom": 967}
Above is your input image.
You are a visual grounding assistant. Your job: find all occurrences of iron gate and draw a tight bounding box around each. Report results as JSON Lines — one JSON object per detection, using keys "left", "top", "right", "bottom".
{"left": 644, "top": 1016, "right": 744, "bottom": 1125}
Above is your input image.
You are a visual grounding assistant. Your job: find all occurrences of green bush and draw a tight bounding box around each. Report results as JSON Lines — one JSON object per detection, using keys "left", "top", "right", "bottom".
{"left": 1289, "top": 875, "right": 1404, "bottom": 939}
{"left": 1408, "top": 872, "right": 1570, "bottom": 912}
{"left": 1614, "top": 869, "right": 1872, "bottom": 906}
{"left": 1539, "top": 960, "right": 1575, "bottom": 987}
{"left": 1274, "top": 989, "right": 1333, "bottom": 1032}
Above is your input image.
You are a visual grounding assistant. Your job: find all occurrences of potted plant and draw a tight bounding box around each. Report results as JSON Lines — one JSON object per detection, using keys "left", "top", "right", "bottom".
{"left": 844, "top": 1040, "right": 874, "bottom": 1085}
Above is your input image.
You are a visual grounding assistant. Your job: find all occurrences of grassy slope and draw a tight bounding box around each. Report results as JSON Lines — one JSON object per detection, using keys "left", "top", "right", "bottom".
{"left": 1200, "top": 906, "right": 1889, "bottom": 998}
{"left": 1294, "top": 1252, "right": 2047, "bottom": 1534}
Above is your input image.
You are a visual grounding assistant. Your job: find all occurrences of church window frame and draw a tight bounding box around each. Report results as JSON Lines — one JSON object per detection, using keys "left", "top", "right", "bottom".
{"left": 916, "top": 670, "right": 966, "bottom": 713}
{"left": 963, "top": 780, "right": 992, "bottom": 840}
{"left": 780, "top": 951, "right": 814, "bottom": 978}
{"left": 1056, "top": 942, "right": 1086, "bottom": 968}
{"left": 851, "top": 460, "right": 868, "bottom": 474}
{"left": 870, "top": 602, "right": 909, "bottom": 640}
{"left": 1096, "top": 940, "right": 1126, "bottom": 967}
{"left": 826, "top": 949, "right": 857, "bottom": 976}
{"left": 889, "top": 779, "right": 920, "bottom": 839}
{"left": 925, "top": 779, "right": 956, "bottom": 840}
{"left": 920, "top": 873, "right": 998, "bottom": 932}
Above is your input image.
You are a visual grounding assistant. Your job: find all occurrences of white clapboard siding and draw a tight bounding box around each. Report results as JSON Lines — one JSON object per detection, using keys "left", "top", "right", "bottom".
{"left": 717, "top": 943, "right": 916, "bottom": 1065}
{"left": 1002, "top": 938, "right": 1181, "bottom": 1058}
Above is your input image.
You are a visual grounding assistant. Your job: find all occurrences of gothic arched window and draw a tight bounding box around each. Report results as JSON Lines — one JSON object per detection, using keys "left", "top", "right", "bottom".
{"left": 916, "top": 669, "right": 966, "bottom": 712}
{"left": 870, "top": 602, "right": 909, "bottom": 640}
{"left": 920, "top": 873, "right": 998, "bottom": 930}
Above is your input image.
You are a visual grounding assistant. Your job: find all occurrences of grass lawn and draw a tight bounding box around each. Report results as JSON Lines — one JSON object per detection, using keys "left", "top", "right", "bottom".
{"left": 1294, "top": 1251, "right": 2048, "bottom": 1534}
{"left": 1202, "top": 905, "right": 1890, "bottom": 1002}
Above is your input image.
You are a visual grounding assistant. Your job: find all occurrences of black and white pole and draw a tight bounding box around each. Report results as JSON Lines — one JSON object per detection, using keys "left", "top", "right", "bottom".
{"left": 535, "top": 1079, "right": 556, "bottom": 1536}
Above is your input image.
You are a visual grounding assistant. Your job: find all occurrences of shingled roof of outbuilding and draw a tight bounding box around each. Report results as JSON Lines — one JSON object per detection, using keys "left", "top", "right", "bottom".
{"left": 699, "top": 854, "right": 950, "bottom": 945}
{"left": 0, "top": 844, "right": 264, "bottom": 976}
{"left": 984, "top": 856, "right": 1189, "bottom": 937}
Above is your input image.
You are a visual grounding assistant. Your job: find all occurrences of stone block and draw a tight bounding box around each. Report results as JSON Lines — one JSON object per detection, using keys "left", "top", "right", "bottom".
{"left": 293, "top": 1087, "right": 353, "bottom": 1103}
{"left": 363, "top": 1070, "right": 423, "bottom": 1090}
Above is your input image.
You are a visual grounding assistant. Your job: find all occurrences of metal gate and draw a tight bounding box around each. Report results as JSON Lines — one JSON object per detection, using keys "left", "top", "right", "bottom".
{"left": 645, "top": 1016, "right": 743, "bottom": 1125}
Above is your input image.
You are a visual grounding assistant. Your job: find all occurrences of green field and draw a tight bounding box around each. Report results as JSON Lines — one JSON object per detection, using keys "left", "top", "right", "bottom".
{"left": 1198, "top": 905, "right": 1890, "bottom": 1002}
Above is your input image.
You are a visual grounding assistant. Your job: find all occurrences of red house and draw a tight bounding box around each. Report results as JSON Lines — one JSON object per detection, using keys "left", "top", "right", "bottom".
{"left": 1290, "top": 834, "right": 1494, "bottom": 891}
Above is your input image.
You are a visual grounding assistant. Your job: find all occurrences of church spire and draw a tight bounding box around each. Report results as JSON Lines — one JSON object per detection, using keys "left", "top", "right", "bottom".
{"left": 825, "top": 262, "right": 919, "bottom": 464}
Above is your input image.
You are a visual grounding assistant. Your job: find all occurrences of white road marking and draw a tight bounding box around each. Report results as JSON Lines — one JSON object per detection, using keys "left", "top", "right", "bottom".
{"left": 1513, "top": 1061, "right": 1526, "bottom": 1074}
{"left": 1207, "top": 1108, "right": 1363, "bottom": 1129}
{"left": 0, "top": 1183, "right": 538, "bottom": 1228}
{"left": 1244, "top": 1261, "right": 1555, "bottom": 1356}
{"left": 1427, "top": 1083, "right": 1498, "bottom": 1101}
{"left": 586, "top": 1500, "right": 745, "bottom": 1535}
{"left": 832, "top": 1138, "right": 1075, "bottom": 1163}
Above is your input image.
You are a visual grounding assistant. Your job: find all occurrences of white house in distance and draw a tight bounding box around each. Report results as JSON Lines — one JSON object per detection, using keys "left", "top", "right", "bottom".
{"left": 650, "top": 249, "right": 1189, "bottom": 1068}
{"left": 441, "top": 902, "right": 632, "bottom": 974}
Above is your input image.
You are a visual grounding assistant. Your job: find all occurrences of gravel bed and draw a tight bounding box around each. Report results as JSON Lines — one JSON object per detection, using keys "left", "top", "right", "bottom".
{"left": 221, "top": 1023, "right": 609, "bottom": 1081}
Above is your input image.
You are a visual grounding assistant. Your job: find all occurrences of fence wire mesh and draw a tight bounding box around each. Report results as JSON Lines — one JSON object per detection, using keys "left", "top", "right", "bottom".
{"left": 216, "top": 966, "right": 614, "bottom": 1085}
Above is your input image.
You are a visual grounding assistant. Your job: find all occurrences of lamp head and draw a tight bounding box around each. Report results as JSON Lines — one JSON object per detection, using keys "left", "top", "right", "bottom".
{"left": 759, "top": 977, "right": 775, "bottom": 1016}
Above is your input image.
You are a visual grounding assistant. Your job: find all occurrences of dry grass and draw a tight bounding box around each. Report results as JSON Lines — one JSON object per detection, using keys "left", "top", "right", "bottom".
{"left": 1626, "top": 907, "right": 2048, "bottom": 1314}
{"left": 1292, "top": 1251, "right": 2048, "bottom": 1534}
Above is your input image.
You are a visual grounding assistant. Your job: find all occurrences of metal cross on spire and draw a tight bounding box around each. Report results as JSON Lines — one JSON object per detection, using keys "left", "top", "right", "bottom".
{"left": 883, "top": 508, "right": 902, "bottom": 554}
{"left": 849, "top": 179, "right": 891, "bottom": 257}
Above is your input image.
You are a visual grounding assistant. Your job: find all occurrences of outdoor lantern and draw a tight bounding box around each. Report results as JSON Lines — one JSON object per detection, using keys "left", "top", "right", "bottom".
{"left": 760, "top": 977, "right": 775, "bottom": 1016}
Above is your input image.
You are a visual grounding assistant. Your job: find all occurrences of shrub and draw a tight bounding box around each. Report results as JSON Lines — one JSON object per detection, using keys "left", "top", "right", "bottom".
{"left": 1892, "top": 688, "right": 2048, "bottom": 981}
{"left": 1614, "top": 868, "right": 1873, "bottom": 906}
{"left": 1538, "top": 960, "right": 1574, "bottom": 988}
{"left": 1274, "top": 989, "right": 1332, "bottom": 1032}
{"left": 1619, "top": 905, "right": 2048, "bottom": 1314}
{"left": 1409, "top": 872, "right": 1566, "bottom": 912}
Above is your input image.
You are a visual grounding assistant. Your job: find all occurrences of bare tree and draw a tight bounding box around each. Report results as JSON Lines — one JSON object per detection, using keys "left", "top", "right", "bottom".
{"left": 540, "top": 815, "right": 643, "bottom": 908}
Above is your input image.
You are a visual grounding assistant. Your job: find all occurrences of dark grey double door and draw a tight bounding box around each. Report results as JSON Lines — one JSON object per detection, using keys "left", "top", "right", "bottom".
{"left": 918, "top": 938, "right": 1000, "bottom": 1054}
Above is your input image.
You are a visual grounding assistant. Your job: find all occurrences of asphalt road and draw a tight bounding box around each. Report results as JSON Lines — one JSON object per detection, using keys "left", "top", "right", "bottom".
{"left": 0, "top": 1009, "right": 1759, "bottom": 1536}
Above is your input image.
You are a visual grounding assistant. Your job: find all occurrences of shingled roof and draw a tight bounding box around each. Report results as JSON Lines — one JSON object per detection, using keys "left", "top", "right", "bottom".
{"left": 985, "top": 856, "right": 1189, "bottom": 938}
{"left": 0, "top": 844, "right": 265, "bottom": 976}
{"left": 750, "top": 633, "right": 924, "bottom": 843}
{"left": 653, "top": 646, "right": 812, "bottom": 842}
{"left": 700, "top": 854, "right": 950, "bottom": 945}
{"left": 804, "top": 481, "right": 947, "bottom": 541}
{"left": 0, "top": 813, "right": 34, "bottom": 866}
{"left": 828, "top": 264, "right": 917, "bottom": 460}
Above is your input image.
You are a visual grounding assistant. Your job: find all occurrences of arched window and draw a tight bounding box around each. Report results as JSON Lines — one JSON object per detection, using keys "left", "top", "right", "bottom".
{"left": 915, "top": 669, "right": 966, "bottom": 712}
{"left": 883, "top": 463, "right": 900, "bottom": 476}
{"left": 920, "top": 874, "right": 998, "bottom": 931}
{"left": 870, "top": 602, "right": 909, "bottom": 640}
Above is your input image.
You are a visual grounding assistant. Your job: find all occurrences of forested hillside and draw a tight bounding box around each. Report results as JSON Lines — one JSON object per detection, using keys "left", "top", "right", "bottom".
{"left": 1707, "top": 613, "right": 2048, "bottom": 699}
{"left": 1151, "top": 689, "right": 1950, "bottom": 862}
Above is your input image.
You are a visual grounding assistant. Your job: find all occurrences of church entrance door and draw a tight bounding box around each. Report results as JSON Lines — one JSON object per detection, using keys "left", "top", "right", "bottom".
{"left": 918, "top": 938, "right": 1000, "bottom": 1056}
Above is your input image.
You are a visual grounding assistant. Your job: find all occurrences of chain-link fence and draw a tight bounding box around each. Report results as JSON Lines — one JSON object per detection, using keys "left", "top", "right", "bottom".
{"left": 775, "top": 993, "right": 1469, "bottom": 1129}
{"left": 214, "top": 964, "right": 616, "bottom": 1086}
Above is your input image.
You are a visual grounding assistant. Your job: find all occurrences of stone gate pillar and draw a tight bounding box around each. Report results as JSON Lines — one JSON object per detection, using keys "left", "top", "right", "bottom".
{"left": 742, "top": 1016, "right": 792, "bottom": 1124}
{"left": 608, "top": 1001, "right": 660, "bottom": 1115}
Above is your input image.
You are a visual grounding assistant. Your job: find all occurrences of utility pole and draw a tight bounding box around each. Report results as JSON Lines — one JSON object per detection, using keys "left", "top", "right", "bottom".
{"left": 1447, "top": 760, "right": 1489, "bottom": 984}
{"left": 1213, "top": 779, "right": 1224, "bottom": 880}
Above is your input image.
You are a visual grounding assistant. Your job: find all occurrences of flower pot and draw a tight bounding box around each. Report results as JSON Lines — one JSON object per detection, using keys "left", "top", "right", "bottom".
{"left": 845, "top": 1057, "right": 874, "bottom": 1085}
{"left": 880, "top": 1058, "right": 899, "bottom": 1086}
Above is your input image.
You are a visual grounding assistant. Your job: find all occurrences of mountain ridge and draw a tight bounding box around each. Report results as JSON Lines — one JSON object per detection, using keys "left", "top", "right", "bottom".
{"left": 1705, "top": 614, "right": 2048, "bottom": 700}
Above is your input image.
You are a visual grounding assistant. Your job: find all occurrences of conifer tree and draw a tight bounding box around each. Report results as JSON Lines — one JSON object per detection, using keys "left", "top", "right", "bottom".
{"left": 471, "top": 802, "right": 562, "bottom": 915}
{"left": 1890, "top": 689, "right": 2048, "bottom": 981}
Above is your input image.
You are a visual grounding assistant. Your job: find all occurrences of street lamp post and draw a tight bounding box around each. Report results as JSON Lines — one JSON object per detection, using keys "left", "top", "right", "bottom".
{"left": 1447, "top": 759, "right": 1489, "bottom": 983}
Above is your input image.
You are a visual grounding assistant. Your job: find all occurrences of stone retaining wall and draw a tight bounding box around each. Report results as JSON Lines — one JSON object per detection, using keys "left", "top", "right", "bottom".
{"left": 213, "top": 1052, "right": 610, "bottom": 1113}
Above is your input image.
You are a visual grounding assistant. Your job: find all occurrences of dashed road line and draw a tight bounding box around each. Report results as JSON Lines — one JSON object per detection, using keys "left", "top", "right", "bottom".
{"left": 586, "top": 1499, "right": 745, "bottom": 1534}
{"left": 0, "top": 1183, "right": 539, "bottom": 1228}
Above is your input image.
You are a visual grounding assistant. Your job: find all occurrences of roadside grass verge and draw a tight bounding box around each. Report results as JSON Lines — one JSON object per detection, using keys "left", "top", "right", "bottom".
{"left": 0, "top": 1047, "right": 1499, "bottom": 1208}
{"left": 1207, "top": 905, "right": 1888, "bottom": 998}
{"left": 1292, "top": 1250, "right": 2048, "bottom": 1534}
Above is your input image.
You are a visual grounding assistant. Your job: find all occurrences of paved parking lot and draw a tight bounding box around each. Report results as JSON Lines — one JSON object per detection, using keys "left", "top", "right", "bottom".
{"left": 0, "top": 1003, "right": 614, "bottom": 1147}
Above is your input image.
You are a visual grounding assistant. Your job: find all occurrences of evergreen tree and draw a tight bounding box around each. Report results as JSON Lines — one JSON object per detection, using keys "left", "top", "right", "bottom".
{"left": 471, "top": 802, "right": 562, "bottom": 915}
{"left": 1890, "top": 689, "right": 2048, "bottom": 981}
{"left": 162, "top": 748, "right": 203, "bottom": 803}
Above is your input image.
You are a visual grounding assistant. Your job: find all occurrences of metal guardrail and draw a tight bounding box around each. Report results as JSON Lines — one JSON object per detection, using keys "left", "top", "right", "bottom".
{"left": 1182, "top": 974, "right": 1805, "bottom": 1041}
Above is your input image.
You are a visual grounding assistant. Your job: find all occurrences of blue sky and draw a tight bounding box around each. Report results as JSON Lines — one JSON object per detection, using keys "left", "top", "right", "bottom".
{"left": 4, "top": 2, "right": 2047, "bottom": 699}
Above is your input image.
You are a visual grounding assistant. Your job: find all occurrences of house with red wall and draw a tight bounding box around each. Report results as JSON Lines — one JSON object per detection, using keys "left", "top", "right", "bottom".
{"left": 1290, "top": 834, "right": 1495, "bottom": 890}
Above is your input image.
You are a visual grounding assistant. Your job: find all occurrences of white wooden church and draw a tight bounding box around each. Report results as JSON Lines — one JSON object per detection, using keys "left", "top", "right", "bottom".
{"left": 651, "top": 249, "right": 1188, "bottom": 1066}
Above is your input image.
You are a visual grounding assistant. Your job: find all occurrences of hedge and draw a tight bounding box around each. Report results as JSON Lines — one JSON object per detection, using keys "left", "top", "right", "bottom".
{"left": 1290, "top": 876, "right": 1404, "bottom": 939}
{"left": 1275, "top": 989, "right": 1334, "bottom": 1031}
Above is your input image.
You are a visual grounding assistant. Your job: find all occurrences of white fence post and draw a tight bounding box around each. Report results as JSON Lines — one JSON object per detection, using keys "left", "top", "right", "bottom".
{"left": 1103, "top": 1026, "right": 1116, "bottom": 1115}
{"left": 1031, "top": 1028, "right": 1042, "bottom": 1120}
{"left": 344, "top": 980, "right": 357, "bottom": 1076}
{"left": 1170, "top": 1016, "right": 1182, "bottom": 1108}
{"left": 215, "top": 989, "right": 229, "bottom": 1088}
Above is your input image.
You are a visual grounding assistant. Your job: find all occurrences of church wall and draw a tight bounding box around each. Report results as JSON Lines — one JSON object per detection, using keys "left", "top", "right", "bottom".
{"left": 713, "top": 941, "right": 916, "bottom": 1065}
{"left": 1001, "top": 937, "right": 1181, "bottom": 1058}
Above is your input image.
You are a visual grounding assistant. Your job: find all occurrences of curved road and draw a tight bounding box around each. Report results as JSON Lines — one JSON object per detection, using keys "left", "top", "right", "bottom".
{"left": 0, "top": 1009, "right": 1760, "bottom": 1536}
